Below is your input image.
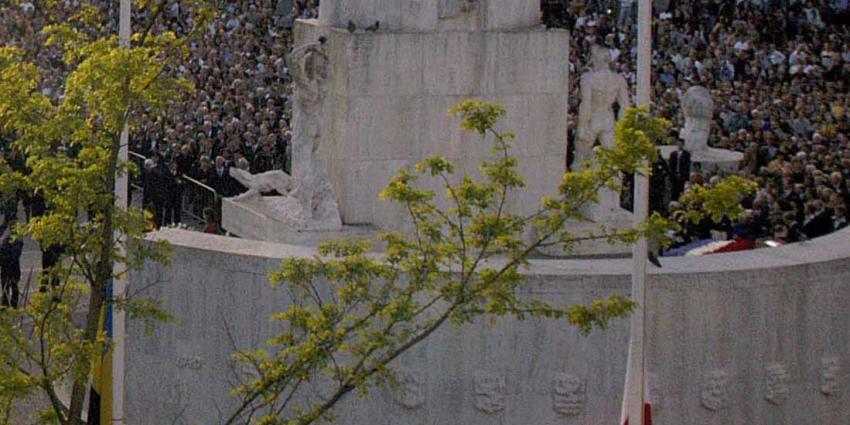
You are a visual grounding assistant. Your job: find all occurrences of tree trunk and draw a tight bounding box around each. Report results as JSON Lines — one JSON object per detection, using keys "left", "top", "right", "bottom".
{"left": 66, "top": 133, "right": 121, "bottom": 424}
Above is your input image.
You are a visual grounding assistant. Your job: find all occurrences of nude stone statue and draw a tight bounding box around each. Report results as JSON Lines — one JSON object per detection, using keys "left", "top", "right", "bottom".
{"left": 668, "top": 84, "right": 742, "bottom": 167}
{"left": 573, "top": 44, "right": 632, "bottom": 220}
{"left": 575, "top": 45, "right": 631, "bottom": 170}
{"left": 680, "top": 85, "right": 713, "bottom": 153}
{"left": 229, "top": 168, "right": 294, "bottom": 201}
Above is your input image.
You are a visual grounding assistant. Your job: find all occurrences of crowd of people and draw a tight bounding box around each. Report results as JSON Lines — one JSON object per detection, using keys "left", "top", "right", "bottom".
{"left": 130, "top": 0, "right": 321, "bottom": 228}
{"left": 562, "top": 0, "right": 850, "bottom": 251}
{"left": 1, "top": 0, "right": 849, "bottom": 250}
{"left": 0, "top": 0, "right": 324, "bottom": 230}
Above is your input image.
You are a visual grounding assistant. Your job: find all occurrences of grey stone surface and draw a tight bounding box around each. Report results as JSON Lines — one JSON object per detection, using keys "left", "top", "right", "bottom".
{"left": 318, "top": 0, "right": 540, "bottom": 32}
{"left": 126, "top": 228, "right": 850, "bottom": 424}
{"left": 294, "top": 20, "right": 570, "bottom": 234}
{"left": 221, "top": 197, "right": 376, "bottom": 246}
{"left": 658, "top": 144, "right": 743, "bottom": 174}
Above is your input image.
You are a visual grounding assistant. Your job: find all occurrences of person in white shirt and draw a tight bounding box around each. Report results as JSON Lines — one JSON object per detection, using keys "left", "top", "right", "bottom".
{"left": 733, "top": 40, "right": 750, "bottom": 52}
{"left": 769, "top": 47, "right": 786, "bottom": 66}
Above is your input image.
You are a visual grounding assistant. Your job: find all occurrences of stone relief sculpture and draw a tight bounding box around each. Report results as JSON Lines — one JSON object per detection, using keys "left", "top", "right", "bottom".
{"left": 287, "top": 36, "right": 343, "bottom": 229}
{"left": 700, "top": 370, "right": 729, "bottom": 412}
{"left": 228, "top": 36, "right": 342, "bottom": 231}
{"left": 473, "top": 371, "right": 505, "bottom": 414}
{"left": 439, "top": 0, "right": 479, "bottom": 18}
{"left": 392, "top": 369, "right": 426, "bottom": 409}
{"left": 765, "top": 363, "right": 790, "bottom": 405}
{"left": 551, "top": 373, "right": 586, "bottom": 417}
{"left": 575, "top": 44, "right": 631, "bottom": 170}
{"left": 680, "top": 85, "right": 713, "bottom": 153}
{"left": 819, "top": 356, "right": 841, "bottom": 396}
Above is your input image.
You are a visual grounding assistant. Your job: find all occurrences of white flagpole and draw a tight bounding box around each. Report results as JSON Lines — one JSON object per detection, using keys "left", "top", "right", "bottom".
{"left": 622, "top": 0, "right": 652, "bottom": 424}
{"left": 112, "top": 0, "right": 131, "bottom": 423}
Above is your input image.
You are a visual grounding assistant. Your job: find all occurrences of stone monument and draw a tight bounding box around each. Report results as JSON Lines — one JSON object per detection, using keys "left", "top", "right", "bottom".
{"left": 223, "top": 0, "right": 570, "bottom": 244}
{"left": 659, "top": 85, "right": 743, "bottom": 172}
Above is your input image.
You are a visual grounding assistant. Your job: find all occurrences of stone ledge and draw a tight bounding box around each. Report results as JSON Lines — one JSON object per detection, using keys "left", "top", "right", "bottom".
{"left": 149, "top": 224, "right": 850, "bottom": 278}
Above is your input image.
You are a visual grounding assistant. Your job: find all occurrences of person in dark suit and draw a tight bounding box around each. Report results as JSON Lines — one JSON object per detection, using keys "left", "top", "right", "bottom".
{"left": 668, "top": 140, "right": 691, "bottom": 200}
{"left": 802, "top": 200, "right": 833, "bottom": 239}
{"left": 163, "top": 161, "right": 184, "bottom": 225}
{"left": 207, "top": 155, "right": 231, "bottom": 196}
{"left": 649, "top": 151, "right": 670, "bottom": 217}
{"left": 0, "top": 224, "right": 23, "bottom": 308}
{"left": 143, "top": 157, "right": 168, "bottom": 228}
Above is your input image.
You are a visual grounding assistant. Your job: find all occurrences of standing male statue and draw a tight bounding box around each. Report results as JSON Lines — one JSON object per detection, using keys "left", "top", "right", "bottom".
{"left": 287, "top": 36, "right": 342, "bottom": 228}
{"left": 575, "top": 44, "right": 631, "bottom": 170}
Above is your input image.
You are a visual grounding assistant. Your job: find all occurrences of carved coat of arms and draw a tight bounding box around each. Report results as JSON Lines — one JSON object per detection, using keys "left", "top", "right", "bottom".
{"left": 700, "top": 370, "right": 729, "bottom": 412}
{"left": 392, "top": 369, "right": 425, "bottom": 409}
{"left": 473, "top": 371, "right": 505, "bottom": 414}
{"left": 820, "top": 357, "right": 841, "bottom": 396}
{"left": 551, "top": 373, "right": 586, "bottom": 417}
{"left": 765, "top": 363, "right": 790, "bottom": 405}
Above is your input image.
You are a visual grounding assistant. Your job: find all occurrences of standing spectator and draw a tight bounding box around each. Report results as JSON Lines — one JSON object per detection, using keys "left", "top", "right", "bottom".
{"left": 0, "top": 224, "right": 23, "bottom": 309}
{"left": 202, "top": 207, "right": 221, "bottom": 234}
{"left": 143, "top": 158, "right": 168, "bottom": 228}
{"left": 650, "top": 151, "right": 670, "bottom": 216}
{"left": 668, "top": 140, "right": 691, "bottom": 200}
{"left": 163, "top": 161, "right": 184, "bottom": 226}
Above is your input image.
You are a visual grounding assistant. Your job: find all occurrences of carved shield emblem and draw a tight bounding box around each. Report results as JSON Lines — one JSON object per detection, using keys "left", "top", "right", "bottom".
{"left": 393, "top": 369, "right": 425, "bottom": 409}
{"left": 765, "top": 363, "right": 790, "bottom": 405}
{"left": 473, "top": 372, "right": 505, "bottom": 414}
{"left": 820, "top": 357, "right": 841, "bottom": 396}
{"left": 700, "top": 370, "right": 729, "bottom": 412}
{"left": 551, "top": 373, "right": 586, "bottom": 417}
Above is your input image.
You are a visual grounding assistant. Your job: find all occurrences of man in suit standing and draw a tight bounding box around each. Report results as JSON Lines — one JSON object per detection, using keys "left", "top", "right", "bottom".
{"left": 0, "top": 223, "right": 23, "bottom": 308}
{"left": 668, "top": 139, "right": 691, "bottom": 200}
{"left": 143, "top": 157, "right": 168, "bottom": 228}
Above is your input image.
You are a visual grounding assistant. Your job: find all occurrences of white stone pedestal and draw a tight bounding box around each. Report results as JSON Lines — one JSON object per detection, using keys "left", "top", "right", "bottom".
{"left": 295, "top": 10, "right": 570, "bottom": 234}
{"left": 222, "top": 198, "right": 377, "bottom": 246}
{"left": 659, "top": 145, "right": 743, "bottom": 174}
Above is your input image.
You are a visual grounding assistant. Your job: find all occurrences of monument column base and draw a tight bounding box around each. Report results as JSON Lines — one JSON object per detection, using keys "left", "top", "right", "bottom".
{"left": 659, "top": 145, "right": 743, "bottom": 174}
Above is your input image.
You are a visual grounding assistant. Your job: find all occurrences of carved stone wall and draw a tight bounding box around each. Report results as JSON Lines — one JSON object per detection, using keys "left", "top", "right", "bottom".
{"left": 295, "top": 20, "right": 569, "bottom": 231}
{"left": 126, "top": 228, "right": 850, "bottom": 424}
{"left": 318, "top": 0, "right": 540, "bottom": 32}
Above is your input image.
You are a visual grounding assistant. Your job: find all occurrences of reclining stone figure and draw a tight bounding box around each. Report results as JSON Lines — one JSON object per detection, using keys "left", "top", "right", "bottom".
{"left": 229, "top": 168, "right": 294, "bottom": 201}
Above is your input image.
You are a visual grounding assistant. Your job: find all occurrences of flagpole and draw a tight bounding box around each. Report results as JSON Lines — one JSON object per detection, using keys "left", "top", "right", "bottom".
{"left": 623, "top": 0, "right": 652, "bottom": 423}
{"left": 112, "top": 0, "right": 131, "bottom": 423}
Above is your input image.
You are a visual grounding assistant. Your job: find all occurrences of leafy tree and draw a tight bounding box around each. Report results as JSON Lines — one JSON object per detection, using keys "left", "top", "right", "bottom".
{"left": 0, "top": 1, "right": 214, "bottom": 423}
{"left": 225, "top": 102, "right": 753, "bottom": 425}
